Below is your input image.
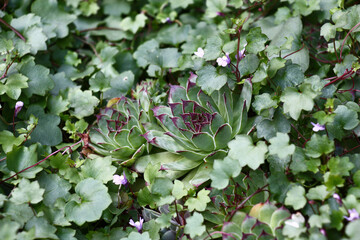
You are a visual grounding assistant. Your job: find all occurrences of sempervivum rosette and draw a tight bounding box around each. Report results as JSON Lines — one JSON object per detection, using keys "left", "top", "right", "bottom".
{"left": 132, "top": 79, "right": 167, "bottom": 112}
{"left": 141, "top": 78, "right": 252, "bottom": 186}
{"left": 89, "top": 97, "right": 150, "bottom": 165}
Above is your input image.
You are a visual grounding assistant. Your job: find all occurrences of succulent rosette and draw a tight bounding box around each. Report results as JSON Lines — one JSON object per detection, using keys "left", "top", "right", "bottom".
{"left": 140, "top": 78, "right": 252, "bottom": 186}
{"left": 89, "top": 97, "right": 150, "bottom": 165}
{"left": 132, "top": 79, "right": 167, "bottom": 111}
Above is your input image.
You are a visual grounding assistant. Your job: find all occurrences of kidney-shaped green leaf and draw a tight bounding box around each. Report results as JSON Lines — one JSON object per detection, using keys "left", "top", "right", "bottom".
{"left": 65, "top": 178, "right": 111, "bottom": 226}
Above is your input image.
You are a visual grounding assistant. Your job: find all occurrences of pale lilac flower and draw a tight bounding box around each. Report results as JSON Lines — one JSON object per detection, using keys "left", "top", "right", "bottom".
{"left": 216, "top": 53, "right": 230, "bottom": 67}
{"left": 129, "top": 217, "right": 144, "bottom": 232}
{"left": 344, "top": 209, "right": 360, "bottom": 221}
{"left": 113, "top": 174, "right": 127, "bottom": 186}
{"left": 14, "top": 101, "right": 24, "bottom": 117}
{"left": 236, "top": 44, "right": 247, "bottom": 61}
{"left": 216, "top": 12, "right": 225, "bottom": 17}
{"left": 320, "top": 229, "right": 326, "bottom": 236}
{"left": 311, "top": 122, "right": 325, "bottom": 132}
{"left": 194, "top": 47, "right": 204, "bottom": 58}
{"left": 333, "top": 193, "right": 342, "bottom": 205}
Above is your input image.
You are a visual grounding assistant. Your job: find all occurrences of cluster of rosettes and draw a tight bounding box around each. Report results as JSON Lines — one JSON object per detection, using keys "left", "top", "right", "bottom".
{"left": 89, "top": 97, "right": 149, "bottom": 165}
{"left": 143, "top": 79, "right": 250, "bottom": 161}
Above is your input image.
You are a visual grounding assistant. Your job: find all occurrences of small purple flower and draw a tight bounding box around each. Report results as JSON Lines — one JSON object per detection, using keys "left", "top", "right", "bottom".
{"left": 216, "top": 53, "right": 230, "bottom": 67}
{"left": 129, "top": 217, "right": 144, "bottom": 232}
{"left": 113, "top": 174, "right": 127, "bottom": 186}
{"left": 320, "top": 229, "right": 326, "bottom": 236}
{"left": 194, "top": 47, "right": 204, "bottom": 58}
{"left": 311, "top": 122, "right": 325, "bottom": 132}
{"left": 14, "top": 101, "right": 24, "bottom": 117}
{"left": 344, "top": 209, "right": 360, "bottom": 221}
{"left": 216, "top": 12, "right": 225, "bottom": 17}
{"left": 236, "top": 44, "right": 247, "bottom": 61}
{"left": 333, "top": 193, "right": 342, "bottom": 205}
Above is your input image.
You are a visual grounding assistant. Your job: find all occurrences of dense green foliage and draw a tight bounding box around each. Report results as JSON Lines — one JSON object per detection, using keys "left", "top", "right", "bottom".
{"left": 1, "top": 0, "right": 360, "bottom": 239}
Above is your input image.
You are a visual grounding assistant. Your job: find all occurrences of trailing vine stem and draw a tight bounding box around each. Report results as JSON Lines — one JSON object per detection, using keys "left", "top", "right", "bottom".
{"left": 339, "top": 21, "right": 360, "bottom": 60}
{"left": 227, "top": 184, "right": 269, "bottom": 222}
{"left": 0, "top": 140, "right": 82, "bottom": 184}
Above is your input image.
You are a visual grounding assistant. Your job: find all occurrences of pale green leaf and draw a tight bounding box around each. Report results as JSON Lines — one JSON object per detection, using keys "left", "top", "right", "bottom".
{"left": 196, "top": 65, "right": 227, "bottom": 94}
{"left": 65, "top": 178, "right": 112, "bottom": 225}
{"left": 305, "top": 134, "right": 334, "bottom": 158}
{"left": 269, "top": 133, "right": 295, "bottom": 159}
{"left": 285, "top": 185, "right": 306, "bottom": 210}
{"left": 80, "top": 156, "right": 117, "bottom": 183}
{"left": 120, "top": 13, "right": 147, "bottom": 34}
{"left": 0, "top": 130, "right": 26, "bottom": 153}
{"left": 11, "top": 178, "right": 45, "bottom": 205}
{"left": 228, "top": 135, "right": 268, "bottom": 170}
{"left": 210, "top": 156, "right": 241, "bottom": 189}
{"left": 38, "top": 172, "right": 71, "bottom": 206}
{"left": 68, "top": 87, "right": 99, "bottom": 119}
{"left": 306, "top": 185, "right": 330, "bottom": 201}
{"left": 184, "top": 189, "right": 211, "bottom": 212}
{"left": 184, "top": 212, "right": 206, "bottom": 238}
{"left": 172, "top": 180, "right": 188, "bottom": 200}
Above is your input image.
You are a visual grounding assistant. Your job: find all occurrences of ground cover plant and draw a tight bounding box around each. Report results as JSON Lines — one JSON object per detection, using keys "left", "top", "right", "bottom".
{"left": 1, "top": 0, "right": 360, "bottom": 239}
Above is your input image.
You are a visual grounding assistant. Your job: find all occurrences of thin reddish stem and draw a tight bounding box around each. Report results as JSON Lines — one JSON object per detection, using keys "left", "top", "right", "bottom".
{"left": 340, "top": 21, "right": 360, "bottom": 60}
{"left": 0, "top": 140, "right": 82, "bottom": 183}
{"left": 323, "top": 68, "right": 354, "bottom": 88}
{"left": 283, "top": 43, "right": 305, "bottom": 59}
{"left": 228, "top": 184, "right": 268, "bottom": 221}
{"left": 0, "top": 18, "right": 25, "bottom": 41}
{"left": 340, "top": 144, "right": 360, "bottom": 157}
{"left": 291, "top": 123, "right": 308, "bottom": 142}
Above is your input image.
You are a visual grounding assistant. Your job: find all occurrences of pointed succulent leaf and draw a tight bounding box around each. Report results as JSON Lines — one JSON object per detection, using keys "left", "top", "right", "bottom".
{"left": 176, "top": 149, "right": 208, "bottom": 161}
{"left": 89, "top": 97, "right": 149, "bottom": 162}
{"left": 168, "top": 85, "right": 187, "bottom": 103}
{"left": 270, "top": 208, "right": 291, "bottom": 231}
{"left": 214, "top": 123, "right": 232, "bottom": 149}
{"left": 143, "top": 130, "right": 185, "bottom": 152}
{"left": 192, "top": 132, "right": 215, "bottom": 151}
{"left": 163, "top": 158, "right": 203, "bottom": 171}
{"left": 183, "top": 162, "right": 213, "bottom": 188}
{"left": 242, "top": 216, "right": 257, "bottom": 233}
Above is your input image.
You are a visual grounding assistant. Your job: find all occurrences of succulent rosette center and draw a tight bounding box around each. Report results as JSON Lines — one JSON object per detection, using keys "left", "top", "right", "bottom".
{"left": 143, "top": 79, "right": 251, "bottom": 162}
{"left": 89, "top": 97, "right": 149, "bottom": 165}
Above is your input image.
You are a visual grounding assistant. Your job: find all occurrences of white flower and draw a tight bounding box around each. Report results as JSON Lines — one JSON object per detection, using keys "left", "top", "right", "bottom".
{"left": 194, "top": 47, "right": 204, "bottom": 58}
